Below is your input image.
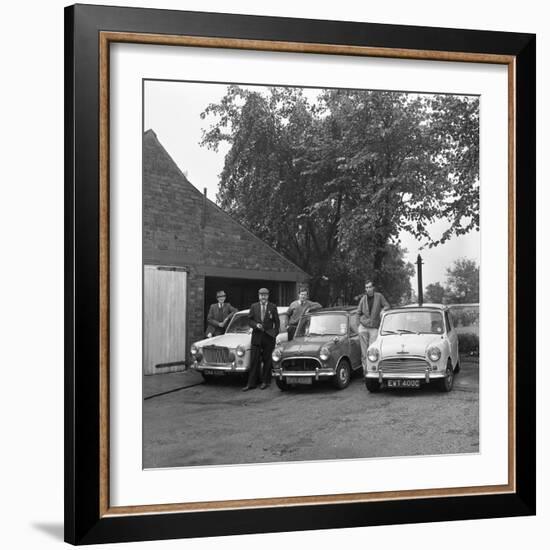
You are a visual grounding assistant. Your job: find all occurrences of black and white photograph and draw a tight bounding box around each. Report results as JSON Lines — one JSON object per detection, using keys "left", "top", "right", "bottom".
{"left": 142, "top": 80, "right": 480, "bottom": 469}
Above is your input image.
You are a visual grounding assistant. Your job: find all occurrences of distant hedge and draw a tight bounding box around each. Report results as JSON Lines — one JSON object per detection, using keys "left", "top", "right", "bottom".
{"left": 449, "top": 305, "right": 479, "bottom": 327}
{"left": 458, "top": 332, "right": 479, "bottom": 354}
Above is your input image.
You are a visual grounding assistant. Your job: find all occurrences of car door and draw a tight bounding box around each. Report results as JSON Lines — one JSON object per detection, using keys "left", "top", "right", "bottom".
{"left": 348, "top": 314, "right": 362, "bottom": 369}
{"left": 444, "top": 310, "right": 459, "bottom": 367}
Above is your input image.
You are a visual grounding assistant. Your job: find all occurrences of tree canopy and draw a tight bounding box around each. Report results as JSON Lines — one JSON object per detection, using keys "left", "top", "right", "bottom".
{"left": 200, "top": 85, "right": 479, "bottom": 305}
{"left": 444, "top": 258, "right": 480, "bottom": 303}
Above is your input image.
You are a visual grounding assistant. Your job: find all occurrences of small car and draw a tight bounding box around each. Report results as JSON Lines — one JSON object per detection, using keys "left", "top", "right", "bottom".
{"left": 271, "top": 306, "right": 362, "bottom": 390}
{"left": 364, "top": 304, "right": 460, "bottom": 393}
{"left": 189, "top": 307, "right": 289, "bottom": 382}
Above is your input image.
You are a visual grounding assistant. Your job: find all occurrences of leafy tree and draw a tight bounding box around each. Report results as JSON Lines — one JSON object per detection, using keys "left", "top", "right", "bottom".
{"left": 199, "top": 86, "right": 478, "bottom": 305}
{"left": 444, "top": 258, "right": 479, "bottom": 303}
{"left": 429, "top": 95, "right": 480, "bottom": 242}
{"left": 424, "top": 282, "right": 446, "bottom": 304}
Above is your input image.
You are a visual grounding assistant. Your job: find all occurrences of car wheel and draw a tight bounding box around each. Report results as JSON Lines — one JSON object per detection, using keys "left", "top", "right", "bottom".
{"left": 439, "top": 360, "right": 454, "bottom": 392}
{"left": 454, "top": 359, "right": 461, "bottom": 374}
{"left": 276, "top": 378, "right": 289, "bottom": 391}
{"left": 333, "top": 359, "right": 351, "bottom": 390}
{"left": 365, "top": 378, "right": 381, "bottom": 393}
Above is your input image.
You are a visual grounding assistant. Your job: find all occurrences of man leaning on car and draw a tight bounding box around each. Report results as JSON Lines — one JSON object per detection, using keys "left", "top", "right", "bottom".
{"left": 285, "top": 287, "right": 321, "bottom": 341}
{"left": 205, "top": 290, "right": 238, "bottom": 338}
{"left": 356, "top": 281, "right": 389, "bottom": 371}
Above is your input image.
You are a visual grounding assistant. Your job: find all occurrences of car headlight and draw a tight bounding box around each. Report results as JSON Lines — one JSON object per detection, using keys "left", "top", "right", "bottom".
{"left": 427, "top": 346, "right": 441, "bottom": 362}
{"left": 367, "top": 347, "right": 379, "bottom": 362}
{"left": 190, "top": 344, "right": 199, "bottom": 356}
{"left": 272, "top": 348, "right": 282, "bottom": 362}
{"left": 236, "top": 345, "right": 246, "bottom": 357}
{"left": 319, "top": 346, "right": 330, "bottom": 362}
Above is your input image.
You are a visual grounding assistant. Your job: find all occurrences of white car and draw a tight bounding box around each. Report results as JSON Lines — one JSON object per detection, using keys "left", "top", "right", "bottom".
{"left": 190, "top": 307, "right": 289, "bottom": 382}
{"left": 364, "top": 304, "right": 460, "bottom": 393}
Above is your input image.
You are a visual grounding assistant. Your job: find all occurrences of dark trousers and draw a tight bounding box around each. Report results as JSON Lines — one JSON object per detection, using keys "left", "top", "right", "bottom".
{"left": 287, "top": 324, "right": 297, "bottom": 341}
{"left": 247, "top": 333, "right": 275, "bottom": 387}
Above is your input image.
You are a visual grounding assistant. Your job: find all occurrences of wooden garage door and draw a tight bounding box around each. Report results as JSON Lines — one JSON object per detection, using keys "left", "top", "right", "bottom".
{"left": 144, "top": 266, "right": 187, "bottom": 375}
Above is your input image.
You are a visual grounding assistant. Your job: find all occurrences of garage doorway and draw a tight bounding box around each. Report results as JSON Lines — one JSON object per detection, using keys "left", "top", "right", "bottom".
{"left": 203, "top": 277, "right": 297, "bottom": 322}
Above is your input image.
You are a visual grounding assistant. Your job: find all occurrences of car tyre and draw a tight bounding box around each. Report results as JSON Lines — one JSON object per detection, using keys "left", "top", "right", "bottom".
{"left": 454, "top": 359, "right": 461, "bottom": 374}
{"left": 439, "top": 360, "right": 454, "bottom": 392}
{"left": 365, "top": 378, "right": 381, "bottom": 393}
{"left": 333, "top": 359, "right": 351, "bottom": 390}
{"left": 276, "top": 378, "right": 289, "bottom": 391}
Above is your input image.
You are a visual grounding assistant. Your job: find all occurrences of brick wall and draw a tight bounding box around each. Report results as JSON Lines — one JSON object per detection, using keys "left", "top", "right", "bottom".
{"left": 186, "top": 268, "right": 205, "bottom": 348}
{"left": 144, "top": 130, "right": 305, "bottom": 274}
{"left": 143, "top": 129, "right": 308, "bottom": 352}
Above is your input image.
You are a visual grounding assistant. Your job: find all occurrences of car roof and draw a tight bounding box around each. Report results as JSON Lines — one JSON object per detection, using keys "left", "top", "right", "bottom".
{"left": 308, "top": 306, "right": 358, "bottom": 314}
{"left": 390, "top": 303, "right": 448, "bottom": 311}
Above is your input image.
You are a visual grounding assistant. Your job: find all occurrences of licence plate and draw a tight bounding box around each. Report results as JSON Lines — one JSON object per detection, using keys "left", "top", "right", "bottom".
{"left": 387, "top": 379, "right": 420, "bottom": 388}
{"left": 287, "top": 376, "right": 312, "bottom": 385}
{"left": 203, "top": 369, "right": 224, "bottom": 376}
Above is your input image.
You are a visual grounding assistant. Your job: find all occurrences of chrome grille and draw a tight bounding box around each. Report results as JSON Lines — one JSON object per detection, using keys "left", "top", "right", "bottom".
{"left": 379, "top": 357, "right": 429, "bottom": 374}
{"left": 202, "top": 346, "right": 231, "bottom": 364}
{"left": 281, "top": 358, "right": 320, "bottom": 372}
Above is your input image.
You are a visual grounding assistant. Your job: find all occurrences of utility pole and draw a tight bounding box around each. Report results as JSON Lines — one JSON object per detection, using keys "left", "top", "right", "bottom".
{"left": 416, "top": 254, "right": 424, "bottom": 306}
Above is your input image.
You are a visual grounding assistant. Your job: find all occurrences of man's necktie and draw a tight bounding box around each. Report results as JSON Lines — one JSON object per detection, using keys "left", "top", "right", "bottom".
{"left": 261, "top": 304, "right": 265, "bottom": 322}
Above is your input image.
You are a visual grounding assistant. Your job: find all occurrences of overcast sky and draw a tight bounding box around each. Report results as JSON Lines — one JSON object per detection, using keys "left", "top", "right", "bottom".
{"left": 143, "top": 80, "right": 480, "bottom": 287}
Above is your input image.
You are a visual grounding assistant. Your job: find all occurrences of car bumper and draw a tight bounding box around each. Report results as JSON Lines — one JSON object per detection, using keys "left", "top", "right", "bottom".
{"left": 273, "top": 370, "right": 336, "bottom": 379}
{"left": 190, "top": 362, "right": 248, "bottom": 373}
{"left": 365, "top": 370, "right": 445, "bottom": 382}
{"left": 272, "top": 358, "right": 335, "bottom": 380}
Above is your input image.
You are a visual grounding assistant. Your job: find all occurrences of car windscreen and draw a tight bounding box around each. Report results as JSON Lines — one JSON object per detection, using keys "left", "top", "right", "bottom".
{"left": 226, "top": 312, "right": 288, "bottom": 333}
{"left": 295, "top": 314, "right": 348, "bottom": 337}
{"left": 226, "top": 314, "right": 251, "bottom": 333}
{"left": 380, "top": 311, "right": 444, "bottom": 335}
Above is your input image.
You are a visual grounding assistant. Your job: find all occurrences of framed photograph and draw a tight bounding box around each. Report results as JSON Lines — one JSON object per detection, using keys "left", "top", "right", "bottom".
{"left": 65, "top": 3, "right": 536, "bottom": 545}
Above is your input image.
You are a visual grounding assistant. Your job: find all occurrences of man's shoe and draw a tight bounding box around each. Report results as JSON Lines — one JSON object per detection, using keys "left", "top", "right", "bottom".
{"left": 242, "top": 386, "right": 255, "bottom": 392}
{"left": 260, "top": 383, "right": 269, "bottom": 390}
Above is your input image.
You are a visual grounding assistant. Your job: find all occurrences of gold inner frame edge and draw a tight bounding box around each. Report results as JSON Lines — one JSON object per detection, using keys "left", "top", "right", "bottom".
{"left": 98, "top": 31, "right": 517, "bottom": 517}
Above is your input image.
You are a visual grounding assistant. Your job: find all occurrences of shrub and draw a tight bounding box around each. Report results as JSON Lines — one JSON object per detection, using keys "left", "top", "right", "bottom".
{"left": 458, "top": 332, "right": 479, "bottom": 354}
{"left": 449, "top": 305, "right": 479, "bottom": 327}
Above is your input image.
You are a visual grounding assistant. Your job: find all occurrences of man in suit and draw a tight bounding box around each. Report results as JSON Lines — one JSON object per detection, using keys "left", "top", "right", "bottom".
{"left": 243, "top": 288, "right": 280, "bottom": 391}
{"left": 205, "top": 290, "right": 238, "bottom": 338}
{"left": 356, "top": 280, "right": 390, "bottom": 372}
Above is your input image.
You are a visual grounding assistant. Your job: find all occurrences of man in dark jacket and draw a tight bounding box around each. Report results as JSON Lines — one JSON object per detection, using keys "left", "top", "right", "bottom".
{"left": 356, "top": 281, "right": 390, "bottom": 371}
{"left": 206, "top": 290, "right": 238, "bottom": 338}
{"left": 243, "top": 288, "right": 280, "bottom": 391}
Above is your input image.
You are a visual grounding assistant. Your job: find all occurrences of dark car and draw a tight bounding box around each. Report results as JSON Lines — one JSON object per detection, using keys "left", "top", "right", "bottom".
{"left": 271, "top": 306, "right": 362, "bottom": 390}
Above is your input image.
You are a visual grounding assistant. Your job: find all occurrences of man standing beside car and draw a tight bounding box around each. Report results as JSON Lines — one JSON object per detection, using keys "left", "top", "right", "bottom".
{"left": 285, "top": 287, "right": 321, "bottom": 341}
{"left": 205, "top": 290, "right": 238, "bottom": 338}
{"left": 356, "top": 281, "right": 390, "bottom": 371}
{"left": 243, "top": 288, "right": 280, "bottom": 391}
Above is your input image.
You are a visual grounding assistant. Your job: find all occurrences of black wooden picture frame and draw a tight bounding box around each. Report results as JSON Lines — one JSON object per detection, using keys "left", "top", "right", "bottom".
{"left": 65, "top": 3, "right": 536, "bottom": 545}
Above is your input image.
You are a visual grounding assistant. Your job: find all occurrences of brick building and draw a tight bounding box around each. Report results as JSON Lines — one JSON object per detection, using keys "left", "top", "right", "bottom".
{"left": 143, "top": 129, "right": 309, "bottom": 374}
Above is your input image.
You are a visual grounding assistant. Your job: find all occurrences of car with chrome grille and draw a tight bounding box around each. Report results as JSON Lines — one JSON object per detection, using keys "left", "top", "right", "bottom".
{"left": 271, "top": 306, "right": 362, "bottom": 390}
{"left": 189, "top": 307, "right": 289, "bottom": 382}
{"left": 364, "top": 304, "right": 460, "bottom": 393}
